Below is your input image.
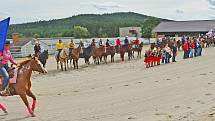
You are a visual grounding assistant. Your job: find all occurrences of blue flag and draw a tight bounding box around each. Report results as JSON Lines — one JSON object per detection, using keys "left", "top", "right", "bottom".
{"left": 0, "top": 17, "right": 10, "bottom": 52}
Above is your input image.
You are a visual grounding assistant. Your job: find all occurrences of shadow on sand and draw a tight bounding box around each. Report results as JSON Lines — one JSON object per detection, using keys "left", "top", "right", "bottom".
{"left": 4, "top": 116, "right": 30, "bottom": 121}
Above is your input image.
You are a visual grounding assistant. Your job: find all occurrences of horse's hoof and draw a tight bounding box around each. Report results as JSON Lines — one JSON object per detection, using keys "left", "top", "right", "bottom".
{"left": 31, "top": 113, "right": 36, "bottom": 117}
{"left": 3, "top": 110, "right": 8, "bottom": 114}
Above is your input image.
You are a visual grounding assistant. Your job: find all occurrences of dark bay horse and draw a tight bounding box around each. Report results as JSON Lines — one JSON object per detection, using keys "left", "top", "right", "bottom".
{"left": 56, "top": 49, "right": 68, "bottom": 71}
{"left": 92, "top": 46, "right": 105, "bottom": 64}
{"left": 80, "top": 46, "right": 94, "bottom": 65}
{"left": 38, "top": 50, "right": 49, "bottom": 68}
{"left": 103, "top": 46, "right": 116, "bottom": 63}
{"left": 0, "top": 57, "right": 47, "bottom": 117}
{"left": 69, "top": 46, "right": 81, "bottom": 69}
{"left": 132, "top": 42, "right": 143, "bottom": 58}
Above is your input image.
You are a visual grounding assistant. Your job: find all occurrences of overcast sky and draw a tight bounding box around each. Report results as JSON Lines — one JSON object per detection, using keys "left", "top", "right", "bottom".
{"left": 1, "top": 0, "right": 215, "bottom": 24}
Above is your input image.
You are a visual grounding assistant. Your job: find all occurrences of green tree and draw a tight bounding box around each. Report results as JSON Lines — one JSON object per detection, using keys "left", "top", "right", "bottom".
{"left": 73, "top": 26, "right": 90, "bottom": 38}
{"left": 142, "top": 17, "right": 160, "bottom": 38}
{"left": 34, "top": 34, "right": 40, "bottom": 39}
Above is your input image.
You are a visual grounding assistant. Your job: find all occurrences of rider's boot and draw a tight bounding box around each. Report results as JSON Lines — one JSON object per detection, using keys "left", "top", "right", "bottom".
{"left": 0, "top": 85, "right": 9, "bottom": 96}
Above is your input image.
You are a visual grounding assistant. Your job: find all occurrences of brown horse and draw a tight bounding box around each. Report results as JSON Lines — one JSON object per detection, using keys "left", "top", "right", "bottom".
{"left": 69, "top": 46, "right": 81, "bottom": 69}
{"left": 132, "top": 42, "right": 143, "bottom": 58}
{"left": 56, "top": 49, "right": 68, "bottom": 71}
{"left": 205, "top": 38, "right": 213, "bottom": 48}
{"left": 92, "top": 46, "right": 105, "bottom": 64}
{"left": 103, "top": 46, "right": 116, "bottom": 63}
{"left": 176, "top": 40, "right": 183, "bottom": 51}
{"left": 116, "top": 44, "right": 132, "bottom": 61}
{"left": 0, "top": 57, "right": 47, "bottom": 117}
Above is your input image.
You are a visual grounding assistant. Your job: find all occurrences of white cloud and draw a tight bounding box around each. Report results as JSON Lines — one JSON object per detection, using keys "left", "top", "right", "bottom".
{"left": 207, "top": 0, "right": 215, "bottom": 6}
{"left": 81, "top": 1, "right": 126, "bottom": 11}
{"left": 175, "top": 9, "right": 184, "bottom": 14}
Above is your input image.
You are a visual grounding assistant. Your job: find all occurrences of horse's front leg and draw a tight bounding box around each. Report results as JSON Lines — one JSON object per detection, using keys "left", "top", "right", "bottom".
{"left": 66, "top": 59, "right": 69, "bottom": 69}
{"left": 0, "top": 103, "right": 8, "bottom": 114}
{"left": 70, "top": 59, "right": 72, "bottom": 68}
{"left": 128, "top": 53, "right": 131, "bottom": 61}
{"left": 26, "top": 90, "right": 36, "bottom": 112}
{"left": 57, "top": 61, "right": 59, "bottom": 70}
{"left": 73, "top": 60, "right": 76, "bottom": 69}
{"left": 97, "top": 58, "right": 100, "bottom": 65}
{"left": 64, "top": 61, "right": 67, "bottom": 71}
{"left": 76, "top": 60, "right": 79, "bottom": 69}
{"left": 60, "top": 62, "right": 63, "bottom": 71}
{"left": 139, "top": 51, "right": 141, "bottom": 58}
{"left": 19, "top": 94, "right": 35, "bottom": 117}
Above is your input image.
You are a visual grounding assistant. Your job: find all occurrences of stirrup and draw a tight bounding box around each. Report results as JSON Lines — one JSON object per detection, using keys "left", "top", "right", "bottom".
{"left": 0, "top": 89, "right": 10, "bottom": 96}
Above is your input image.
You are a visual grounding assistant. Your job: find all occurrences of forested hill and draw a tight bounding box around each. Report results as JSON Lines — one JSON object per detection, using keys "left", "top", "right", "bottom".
{"left": 9, "top": 12, "right": 169, "bottom": 38}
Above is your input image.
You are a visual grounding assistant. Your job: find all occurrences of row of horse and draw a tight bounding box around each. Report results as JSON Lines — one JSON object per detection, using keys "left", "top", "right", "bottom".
{"left": 56, "top": 42, "right": 144, "bottom": 71}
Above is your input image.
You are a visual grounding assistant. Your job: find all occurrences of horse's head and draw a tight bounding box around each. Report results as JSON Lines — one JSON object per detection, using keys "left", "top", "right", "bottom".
{"left": 60, "top": 49, "right": 68, "bottom": 58}
{"left": 30, "top": 57, "right": 48, "bottom": 74}
{"left": 140, "top": 42, "right": 144, "bottom": 47}
{"left": 79, "top": 46, "right": 84, "bottom": 54}
{"left": 43, "top": 50, "right": 49, "bottom": 59}
{"left": 44, "top": 50, "right": 48, "bottom": 54}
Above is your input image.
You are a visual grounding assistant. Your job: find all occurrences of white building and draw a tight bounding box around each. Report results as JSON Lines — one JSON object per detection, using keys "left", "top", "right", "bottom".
{"left": 10, "top": 38, "right": 50, "bottom": 58}
{"left": 119, "top": 27, "right": 142, "bottom": 37}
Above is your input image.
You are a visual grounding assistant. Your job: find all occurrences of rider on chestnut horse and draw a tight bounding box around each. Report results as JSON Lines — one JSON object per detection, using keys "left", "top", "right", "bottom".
{"left": 124, "top": 36, "right": 129, "bottom": 48}
{"left": 134, "top": 37, "right": 140, "bottom": 48}
{"left": 91, "top": 39, "right": 96, "bottom": 47}
{"left": 0, "top": 41, "right": 17, "bottom": 96}
{"left": 68, "top": 39, "right": 76, "bottom": 56}
{"left": 106, "top": 39, "right": 111, "bottom": 47}
{"left": 115, "top": 38, "right": 121, "bottom": 53}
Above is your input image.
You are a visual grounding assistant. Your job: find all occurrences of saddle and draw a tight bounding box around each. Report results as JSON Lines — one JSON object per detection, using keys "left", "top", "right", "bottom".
{"left": 8, "top": 67, "right": 16, "bottom": 78}
{"left": 0, "top": 67, "right": 17, "bottom": 85}
{"left": 0, "top": 67, "right": 17, "bottom": 96}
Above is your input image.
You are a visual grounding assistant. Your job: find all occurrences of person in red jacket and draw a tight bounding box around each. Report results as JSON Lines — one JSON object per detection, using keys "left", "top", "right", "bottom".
{"left": 183, "top": 41, "right": 189, "bottom": 59}
{"left": 135, "top": 37, "right": 140, "bottom": 48}
{"left": 115, "top": 38, "right": 121, "bottom": 53}
{"left": 189, "top": 39, "right": 195, "bottom": 58}
{"left": 116, "top": 38, "right": 121, "bottom": 46}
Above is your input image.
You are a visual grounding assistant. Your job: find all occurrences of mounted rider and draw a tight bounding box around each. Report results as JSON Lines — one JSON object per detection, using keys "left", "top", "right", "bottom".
{"left": 56, "top": 40, "right": 66, "bottom": 60}
{"left": 124, "top": 36, "right": 129, "bottom": 49}
{"left": 68, "top": 39, "right": 76, "bottom": 55}
{"left": 0, "top": 41, "right": 17, "bottom": 95}
{"left": 116, "top": 38, "right": 121, "bottom": 47}
{"left": 135, "top": 37, "right": 140, "bottom": 48}
{"left": 34, "top": 41, "right": 41, "bottom": 56}
{"left": 91, "top": 39, "right": 96, "bottom": 47}
{"left": 106, "top": 39, "right": 111, "bottom": 47}
{"left": 99, "top": 39, "right": 103, "bottom": 47}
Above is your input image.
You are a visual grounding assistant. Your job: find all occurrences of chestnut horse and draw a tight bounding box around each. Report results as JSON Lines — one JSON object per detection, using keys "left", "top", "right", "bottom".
{"left": 176, "top": 40, "right": 183, "bottom": 51}
{"left": 132, "top": 42, "right": 143, "bottom": 58}
{"left": 56, "top": 49, "right": 68, "bottom": 71}
{"left": 116, "top": 44, "right": 132, "bottom": 61}
{"left": 69, "top": 46, "right": 81, "bottom": 69}
{"left": 0, "top": 57, "right": 47, "bottom": 117}
{"left": 103, "top": 46, "right": 116, "bottom": 63}
{"left": 92, "top": 46, "right": 105, "bottom": 64}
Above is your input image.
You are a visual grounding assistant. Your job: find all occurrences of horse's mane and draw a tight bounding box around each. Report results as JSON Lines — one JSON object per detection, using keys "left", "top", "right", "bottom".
{"left": 18, "top": 59, "right": 31, "bottom": 68}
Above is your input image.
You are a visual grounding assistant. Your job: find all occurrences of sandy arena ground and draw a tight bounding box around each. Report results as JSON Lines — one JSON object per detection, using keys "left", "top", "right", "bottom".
{"left": 0, "top": 46, "right": 215, "bottom": 121}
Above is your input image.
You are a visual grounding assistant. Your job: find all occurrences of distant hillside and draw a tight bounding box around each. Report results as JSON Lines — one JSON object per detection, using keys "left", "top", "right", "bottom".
{"left": 9, "top": 12, "right": 169, "bottom": 38}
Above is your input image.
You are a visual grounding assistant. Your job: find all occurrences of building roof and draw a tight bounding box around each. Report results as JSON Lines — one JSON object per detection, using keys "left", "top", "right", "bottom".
{"left": 153, "top": 20, "right": 215, "bottom": 33}
{"left": 12, "top": 39, "right": 32, "bottom": 46}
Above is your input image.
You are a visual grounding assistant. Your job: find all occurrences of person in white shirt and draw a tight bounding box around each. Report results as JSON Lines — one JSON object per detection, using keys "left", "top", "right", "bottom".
{"left": 164, "top": 44, "right": 171, "bottom": 63}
